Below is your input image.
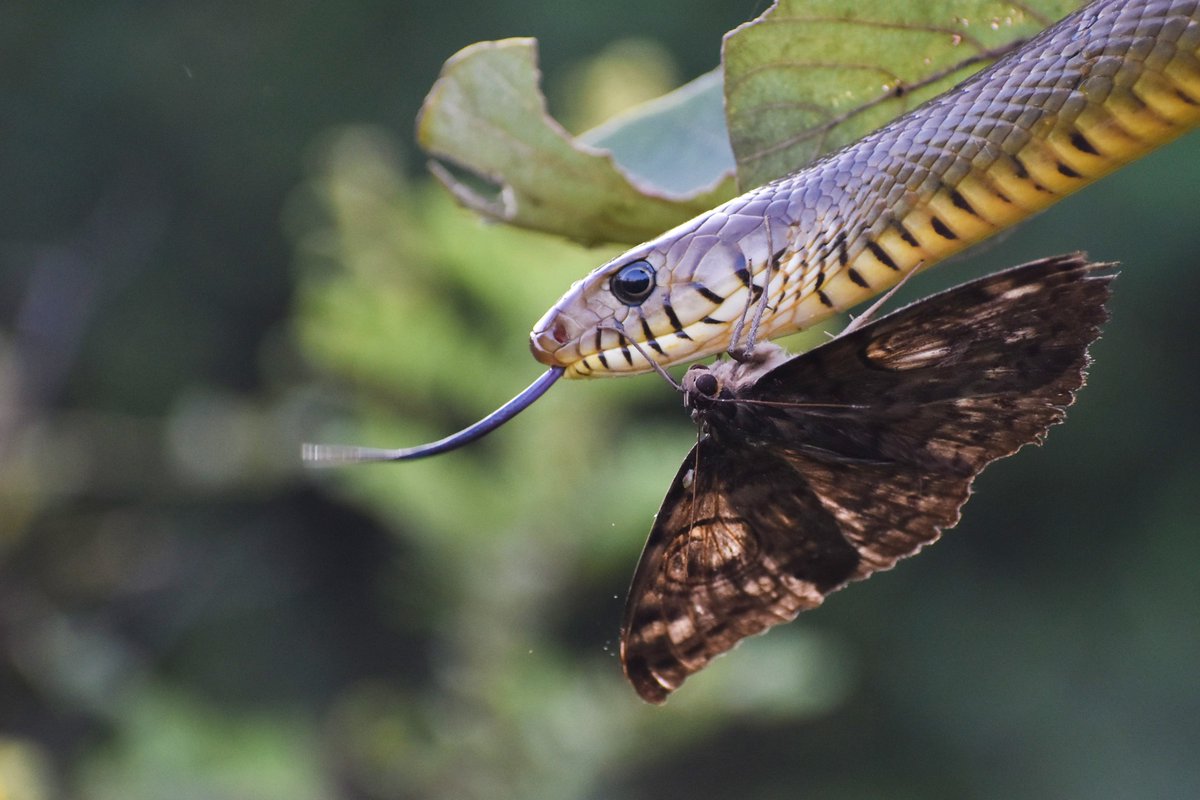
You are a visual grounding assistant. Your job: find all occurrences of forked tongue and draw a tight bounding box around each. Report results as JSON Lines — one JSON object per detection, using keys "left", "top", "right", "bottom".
{"left": 303, "top": 367, "right": 564, "bottom": 465}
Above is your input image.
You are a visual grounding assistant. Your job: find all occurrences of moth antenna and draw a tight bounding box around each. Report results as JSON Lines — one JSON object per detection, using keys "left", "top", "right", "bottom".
{"left": 602, "top": 323, "right": 682, "bottom": 392}
{"left": 705, "top": 394, "right": 863, "bottom": 415}
{"left": 839, "top": 259, "right": 925, "bottom": 336}
{"left": 303, "top": 366, "right": 564, "bottom": 465}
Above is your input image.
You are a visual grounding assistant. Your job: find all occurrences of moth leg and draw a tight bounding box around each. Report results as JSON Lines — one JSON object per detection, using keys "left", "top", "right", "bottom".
{"left": 601, "top": 322, "right": 682, "bottom": 391}
{"left": 724, "top": 277, "right": 753, "bottom": 360}
{"left": 839, "top": 259, "right": 925, "bottom": 337}
{"left": 728, "top": 224, "right": 779, "bottom": 361}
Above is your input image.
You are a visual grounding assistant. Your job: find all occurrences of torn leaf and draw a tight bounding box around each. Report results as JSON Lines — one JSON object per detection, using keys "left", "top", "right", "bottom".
{"left": 417, "top": 38, "right": 736, "bottom": 246}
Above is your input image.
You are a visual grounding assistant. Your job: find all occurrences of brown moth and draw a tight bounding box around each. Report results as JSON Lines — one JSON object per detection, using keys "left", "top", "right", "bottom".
{"left": 621, "top": 254, "right": 1113, "bottom": 703}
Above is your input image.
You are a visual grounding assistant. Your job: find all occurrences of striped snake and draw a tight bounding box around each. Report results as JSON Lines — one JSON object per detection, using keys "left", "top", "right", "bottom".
{"left": 307, "top": 0, "right": 1200, "bottom": 462}
{"left": 531, "top": 0, "right": 1200, "bottom": 378}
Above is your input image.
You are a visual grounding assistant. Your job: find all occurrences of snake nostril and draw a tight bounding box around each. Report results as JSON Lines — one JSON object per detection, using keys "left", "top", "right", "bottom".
{"left": 551, "top": 321, "right": 569, "bottom": 345}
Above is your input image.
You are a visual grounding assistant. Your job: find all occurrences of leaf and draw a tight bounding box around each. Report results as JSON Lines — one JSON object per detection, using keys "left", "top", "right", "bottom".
{"left": 723, "top": 0, "right": 1083, "bottom": 190}
{"left": 416, "top": 38, "right": 736, "bottom": 246}
{"left": 579, "top": 69, "right": 735, "bottom": 197}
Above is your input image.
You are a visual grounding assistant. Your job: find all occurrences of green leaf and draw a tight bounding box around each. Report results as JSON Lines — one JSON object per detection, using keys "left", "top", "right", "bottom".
{"left": 723, "top": 0, "right": 1083, "bottom": 190}
{"left": 579, "top": 69, "right": 735, "bottom": 197}
{"left": 416, "top": 38, "right": 736, "bottom": 246}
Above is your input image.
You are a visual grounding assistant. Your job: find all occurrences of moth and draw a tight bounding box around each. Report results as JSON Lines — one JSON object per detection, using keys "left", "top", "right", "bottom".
{"left": 620, "top": 254, "right": 1112, "bottom": 703}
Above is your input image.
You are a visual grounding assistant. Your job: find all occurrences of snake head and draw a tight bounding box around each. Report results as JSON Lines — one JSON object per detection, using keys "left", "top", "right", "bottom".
{"left": 530, "top": 199, "right": 793, "bottom": 378}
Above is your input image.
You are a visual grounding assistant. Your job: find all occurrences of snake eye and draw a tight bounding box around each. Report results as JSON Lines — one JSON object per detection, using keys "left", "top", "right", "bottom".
{"left": 609, "top": 260, "right": 656, "bottom": 306}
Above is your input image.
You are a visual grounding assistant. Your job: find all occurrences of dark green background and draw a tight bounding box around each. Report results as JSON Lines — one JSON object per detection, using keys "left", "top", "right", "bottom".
{"left": 2, "top": 2, "right": 1197, "bottom": 798}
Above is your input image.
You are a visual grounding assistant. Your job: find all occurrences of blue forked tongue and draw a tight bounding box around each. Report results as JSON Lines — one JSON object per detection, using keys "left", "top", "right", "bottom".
{"left": 303, "top": 367, "right": 565, "bottom": 465}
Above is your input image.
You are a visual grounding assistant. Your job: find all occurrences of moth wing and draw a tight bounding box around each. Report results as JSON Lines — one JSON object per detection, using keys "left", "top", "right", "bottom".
{"left": 745, "top": 254, "right": 1111, "bottom": 478}
{"left": 746, "top": 255, "right": 1112, "bottom": 577}
{"left": 620, "top": 439, "right": 861, "bottom": 704}
{"left": 620, "top": 255, "right": 1113, "bottom": 703}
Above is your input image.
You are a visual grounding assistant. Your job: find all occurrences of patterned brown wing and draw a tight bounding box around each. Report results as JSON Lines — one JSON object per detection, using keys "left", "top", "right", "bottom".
{"left": 735, "top": 255, "right": 1113, "bottom": 578}
{"left": 741, "top": 255, "right": 1112, "bottom": 473}
{"left": 620, "top": 255, "right": 1112, "bottom": 703}
{"left": 620, "top": 439, "right": 862, "bottom": 704}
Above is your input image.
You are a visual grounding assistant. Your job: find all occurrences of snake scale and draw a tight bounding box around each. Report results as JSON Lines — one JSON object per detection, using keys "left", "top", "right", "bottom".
{"left": 530, "top": 0, "right": 1200, "bottom": 378}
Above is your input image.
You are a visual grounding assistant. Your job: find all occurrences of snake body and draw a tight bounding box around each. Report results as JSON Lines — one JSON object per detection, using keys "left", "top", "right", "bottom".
{"left": 530, "top": 0, "right": 1200, "bottom": 377}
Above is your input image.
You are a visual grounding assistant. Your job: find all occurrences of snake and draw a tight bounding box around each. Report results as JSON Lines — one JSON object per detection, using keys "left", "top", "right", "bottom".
{"left": 530, "top": 0, "right": 1200, "bottom": 379}
{"left": 306, "top": 0, "right": 1200, "bottom": 463}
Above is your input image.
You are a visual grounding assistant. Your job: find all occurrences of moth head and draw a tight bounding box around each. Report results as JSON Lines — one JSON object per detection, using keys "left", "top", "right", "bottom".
{"left": 683, "top": 364, "right": 720, "bottom": 398}
{"left": 682, "top": 364, "right": 728, "bottom": 422}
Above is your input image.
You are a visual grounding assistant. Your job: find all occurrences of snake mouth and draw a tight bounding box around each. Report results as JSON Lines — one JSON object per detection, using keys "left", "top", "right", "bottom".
{"left": 529, "top": 319, "right": 572, "bottom": 367}
{"left": 531, "top": 320, "right": 664, "bottom": 377}
{"left": 529, "top": 300, "right": 592, "bottom": 369}
{"left": 531, "top": 310, "right": 673, "bottom": 377}
{"left": 531, "top": 282, "right": 780, "bottom": 377}
{"left": 534, "top": 317, "right": 720, "bottom": 378}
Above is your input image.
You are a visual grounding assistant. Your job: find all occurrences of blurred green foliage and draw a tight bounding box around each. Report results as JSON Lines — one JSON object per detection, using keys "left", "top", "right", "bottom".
{"left": 293, "top": 128, "right": 850, "bottom": 797}
{"left": 2, "top": 2, "right": 1200, "bottom": 800}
